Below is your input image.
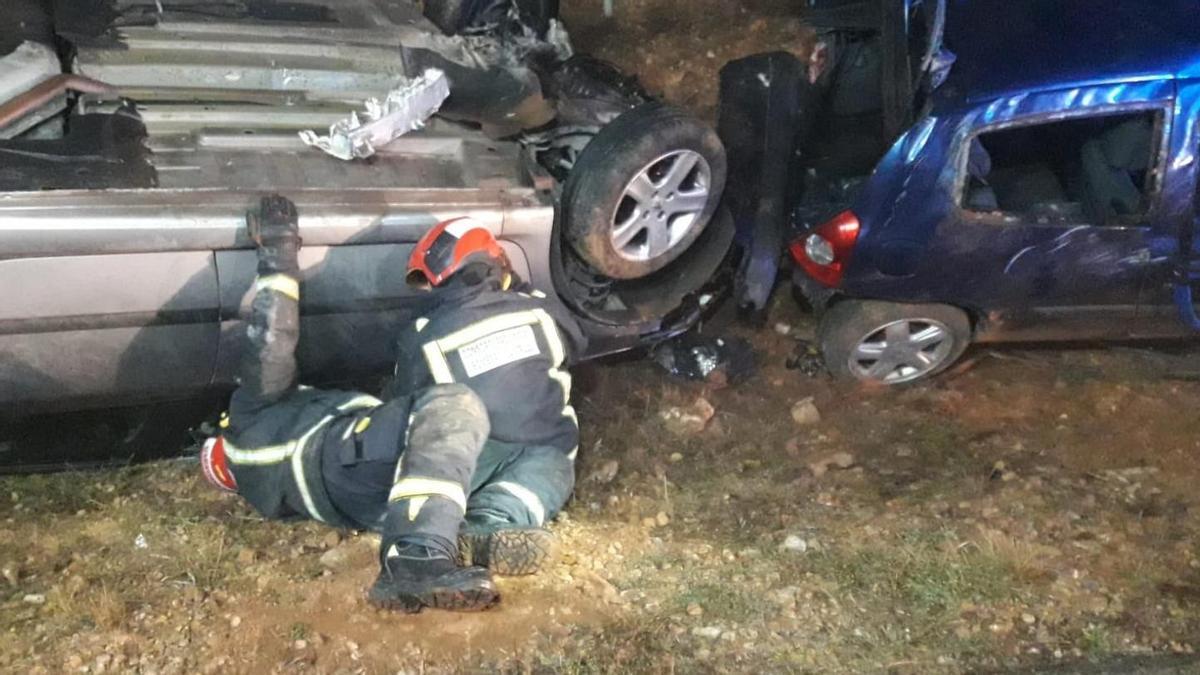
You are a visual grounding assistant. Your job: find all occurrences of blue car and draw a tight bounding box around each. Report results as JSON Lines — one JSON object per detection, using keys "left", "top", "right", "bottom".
{"left": 790, "top": 0, "right": 1200, "bottom": 384}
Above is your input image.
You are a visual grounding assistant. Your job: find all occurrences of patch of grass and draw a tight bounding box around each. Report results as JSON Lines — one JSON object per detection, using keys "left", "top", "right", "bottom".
{"left": 625, "top": 551, "right": 688, "bottom": 573}
{"left": 903, "top": 552, "right": 1011, "bottom": 614}
{"left": 288, "top": 622, "right": 309, "bottom": 641}
{"left": 906, "top": 420, "right": 968, "bottom": 459}
{"left": 672, "top": 581, "right": 764, "bottom": 623}
{"left": 43, "top": 581, "right": 86, "bottom": 629}
{"left": 1, "top": 467, "right": 141, "bottom": 517}
{"left": 91, "top": 584, "right": 128, "bottom": 630}
{"left": 518, "top": 617, "right": 682, "bottom": 675}
{"left": 976, "top": 529, "right": 1057, "bottom": 584}
{"left": 805, "top": 530, "right": 1016, "bottom": 620}
{"left": 1081, "top": 623, "right": 1114, "bottom": 656}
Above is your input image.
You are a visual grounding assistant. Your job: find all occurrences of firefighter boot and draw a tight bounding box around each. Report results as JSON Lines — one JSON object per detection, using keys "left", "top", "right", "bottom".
{"left": 367, "top": 539, "right": 498, "bottom": 613}
{"left": 458, "top": 512, "right": 557, "bottom": 577}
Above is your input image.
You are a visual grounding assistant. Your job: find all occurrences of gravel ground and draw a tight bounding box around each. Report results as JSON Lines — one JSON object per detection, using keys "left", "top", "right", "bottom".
{"left": 5, "top": 297, "right": 1200, "bottom": 673}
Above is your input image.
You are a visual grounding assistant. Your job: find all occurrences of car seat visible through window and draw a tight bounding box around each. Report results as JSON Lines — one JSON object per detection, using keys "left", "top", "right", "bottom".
{"left": 1080, "top": 117, "right": 1153, "bottom": 223}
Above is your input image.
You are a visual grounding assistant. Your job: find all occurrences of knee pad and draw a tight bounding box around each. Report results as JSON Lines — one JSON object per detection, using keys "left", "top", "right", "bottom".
{"left": 406, "top": 384, "right": 490, "bottom": 459}
{"left": 411, "top": 384, "right": 489, "bottom": 433}
{"left": 414, "top": 383, "right": 486, "bottom": 418}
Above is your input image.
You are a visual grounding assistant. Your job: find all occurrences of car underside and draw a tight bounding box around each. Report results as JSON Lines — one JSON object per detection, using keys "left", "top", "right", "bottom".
{"left": 0, "top": 0, "right": 733, "bottom": 419}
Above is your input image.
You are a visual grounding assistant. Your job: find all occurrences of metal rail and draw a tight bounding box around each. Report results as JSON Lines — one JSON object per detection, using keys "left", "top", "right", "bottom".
{"left": 0, "top": 74, "right": 117, "bottom": 132}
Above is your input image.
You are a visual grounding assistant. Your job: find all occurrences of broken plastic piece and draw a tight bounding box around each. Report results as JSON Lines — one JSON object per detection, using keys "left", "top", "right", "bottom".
{"left": 651, "top": 334, "right": 756, "bottom": 384}
{"left": 299, "top": 69, "right": 449, "bottom": 160}
{"left": 785, "top": 339, "right": 825, "bottom": 378}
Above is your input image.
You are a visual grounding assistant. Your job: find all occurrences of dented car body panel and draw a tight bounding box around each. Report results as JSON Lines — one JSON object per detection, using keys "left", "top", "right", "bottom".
{"left": 0, "top": 177, "right": 552, "bottom": 410}
{"left": 0, "top": 0, "right": 730, "bottom": 414}
{"left": 810, "top": 0, "right": 1200, "bottom": 343}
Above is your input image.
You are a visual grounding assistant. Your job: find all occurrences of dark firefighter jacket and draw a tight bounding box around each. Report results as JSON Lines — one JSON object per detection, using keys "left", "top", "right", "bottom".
{"left": 223, "top": 387, "right": 384, "bottom": 527}
{"left": 388, "top": 274, "right": 587, "bottom": 457}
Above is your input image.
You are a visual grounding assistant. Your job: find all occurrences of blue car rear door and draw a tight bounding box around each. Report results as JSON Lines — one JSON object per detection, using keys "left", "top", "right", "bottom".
{"left": 940, "top": 83, "right": 1173, "bottom": 341}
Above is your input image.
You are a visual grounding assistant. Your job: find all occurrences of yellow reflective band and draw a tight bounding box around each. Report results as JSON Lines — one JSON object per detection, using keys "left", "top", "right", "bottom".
{"left": 407, "top": 496, "right": 429, "bottom": 521}
{"left": 535, "top": 311, "right": 572, "bottom": 415}
{"left": 548, "top": 368, "right": 572, "bottom": 404}
{"left": 415, "top": 317, "right": 430, "bottom": 332}
{"left": 338, "top": 395, "right": 381, "bottom": 411}
{"left": 222, "top": 438, "right": 295, "bottom": 465}
{"left": 532, "top": 309, "right": 566, "bottom": 366}
{"left": 224, "top": 396, "right": 375, "bottom": 468}
{"left": 388, "top": 477, "right": 467, "bottom": 512}
{"left": 530, "top": 309, "right": 574, "bottom": 423}
{"left": 567, "top": 446, "right": 578, "bottom": 462}
{"left": 354, "top": 417, "right": 372, "bottom": 434}
{"left": 223, "top": 425, "right": 340, "bottom": 530}
{"left": 422, "top": 341, "right": 455, "bottom": 384}
{"left": 494, "top": 481, "right": 546, "bottom": 526}
{"left": 255, "top": 274, "right": 300, "bottom": 301}
{"left": 435, "top": 311, "right": 542, "bottom": 351}
{"left": 219, "top": 414, "right": 230, "bottom": 429}
{"left": 291, "top": 414, "right": 337, "bottom": 523}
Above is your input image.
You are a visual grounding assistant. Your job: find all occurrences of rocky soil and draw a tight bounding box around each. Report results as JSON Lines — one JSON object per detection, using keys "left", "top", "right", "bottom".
{"left": 6, "top": 296, "right": 1200, "bottom": 673}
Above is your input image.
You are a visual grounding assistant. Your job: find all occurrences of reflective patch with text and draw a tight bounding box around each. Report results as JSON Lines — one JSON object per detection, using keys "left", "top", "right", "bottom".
{"left": 456, "top": 325, "right": 541, "bottom": 377}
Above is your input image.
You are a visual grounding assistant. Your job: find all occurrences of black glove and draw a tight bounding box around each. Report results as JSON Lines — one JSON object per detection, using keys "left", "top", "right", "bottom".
{"left": 248, "top": 194, "right": 302, "bottom": 275}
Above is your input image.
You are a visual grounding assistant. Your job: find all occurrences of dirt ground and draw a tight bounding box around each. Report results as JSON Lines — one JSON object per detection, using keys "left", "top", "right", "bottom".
{"left": 563, "top": 0, "right": 814, "bottom": 119}
{"left": 4, "top": 2, "right": 1200, "bottom": 674}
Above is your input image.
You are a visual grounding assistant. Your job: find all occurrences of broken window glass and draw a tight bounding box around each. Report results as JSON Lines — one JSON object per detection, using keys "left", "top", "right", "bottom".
{"left": 962, "top": 110, "right": 1161, "bottom": 225}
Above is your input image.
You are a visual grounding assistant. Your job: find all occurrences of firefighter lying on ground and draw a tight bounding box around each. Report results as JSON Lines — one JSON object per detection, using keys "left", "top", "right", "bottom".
{"left": 200, "top": 195, "right": 585, "bottom": 613}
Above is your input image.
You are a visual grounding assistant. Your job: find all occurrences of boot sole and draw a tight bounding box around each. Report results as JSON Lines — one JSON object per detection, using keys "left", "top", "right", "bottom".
{"left": 367, "top": 580, "right": 499, "bottom": 614}
{"left": 459, "top": 528, "right": 556, "bottom": 576}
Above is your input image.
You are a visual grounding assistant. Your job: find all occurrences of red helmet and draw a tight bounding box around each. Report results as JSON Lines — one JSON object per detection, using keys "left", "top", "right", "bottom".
{"left": 407, "top": 217, "right": 511, "bottom": 287}
{"left": 200, "top": 436, "right": 238, "bottom": 493}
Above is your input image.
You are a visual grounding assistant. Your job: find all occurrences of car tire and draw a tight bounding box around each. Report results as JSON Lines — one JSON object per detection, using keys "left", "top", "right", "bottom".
{"left": 562, "top": 102, "right": 727, "bottom": 280}
{"left": 819, "top": 300, "right": 971, "bottom": 385}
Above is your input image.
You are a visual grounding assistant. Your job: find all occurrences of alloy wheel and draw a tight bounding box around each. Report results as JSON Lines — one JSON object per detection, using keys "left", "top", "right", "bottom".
{"left": 847, "top": 318, "right": 956, "bottom": 384}
{"left": 609, "top": 149, "right": 712, "bottom": 262}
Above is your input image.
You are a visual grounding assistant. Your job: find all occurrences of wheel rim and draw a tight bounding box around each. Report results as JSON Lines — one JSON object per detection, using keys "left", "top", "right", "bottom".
{"left": 847, "top": 318, "right": 956, "bottom": 384}
{"left": 610, "top": 149, "right": 711, "bottom": 262}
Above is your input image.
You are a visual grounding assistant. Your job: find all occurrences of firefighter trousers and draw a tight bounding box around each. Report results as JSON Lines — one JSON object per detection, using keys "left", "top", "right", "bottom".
{"left": 319, "top": 384, "right": 575, "bottom": 554}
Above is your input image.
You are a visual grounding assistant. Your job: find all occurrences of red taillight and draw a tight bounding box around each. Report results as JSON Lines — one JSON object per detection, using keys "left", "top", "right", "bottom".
{"left": 789, "top": 209, "right": 860, "bottom": 287}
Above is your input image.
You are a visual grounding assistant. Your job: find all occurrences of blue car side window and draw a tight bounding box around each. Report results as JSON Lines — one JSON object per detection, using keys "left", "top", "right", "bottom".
{"left": 960, "top": 110, "right": 1162, "bottom": 226}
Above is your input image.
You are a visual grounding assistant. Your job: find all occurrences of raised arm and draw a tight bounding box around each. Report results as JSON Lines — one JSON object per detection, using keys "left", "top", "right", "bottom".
{"left": 234, "top": 195, "right": 303, "bottom": 409}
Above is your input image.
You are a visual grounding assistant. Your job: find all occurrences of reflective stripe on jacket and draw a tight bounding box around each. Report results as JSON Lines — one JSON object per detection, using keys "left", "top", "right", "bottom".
{"left": 225, "top": 389, "right": 381, "bottom": 526}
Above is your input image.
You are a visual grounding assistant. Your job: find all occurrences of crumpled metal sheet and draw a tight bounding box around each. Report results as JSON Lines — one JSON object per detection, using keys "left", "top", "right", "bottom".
{"left": 299, "top": 69, "right": 449, "bottom": 160}
{"left": 458, "top": 17, "right": 572, "bottom": 69}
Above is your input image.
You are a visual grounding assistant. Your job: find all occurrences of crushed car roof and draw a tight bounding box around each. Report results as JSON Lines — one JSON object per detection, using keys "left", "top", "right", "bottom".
{"left": 941, "top": 0, "right": 1200, "bottom": 105}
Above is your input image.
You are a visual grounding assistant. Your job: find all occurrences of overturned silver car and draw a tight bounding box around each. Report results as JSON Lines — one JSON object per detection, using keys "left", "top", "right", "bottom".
{"left": 0, "top": 0, "right": 731, "bottom": 417}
